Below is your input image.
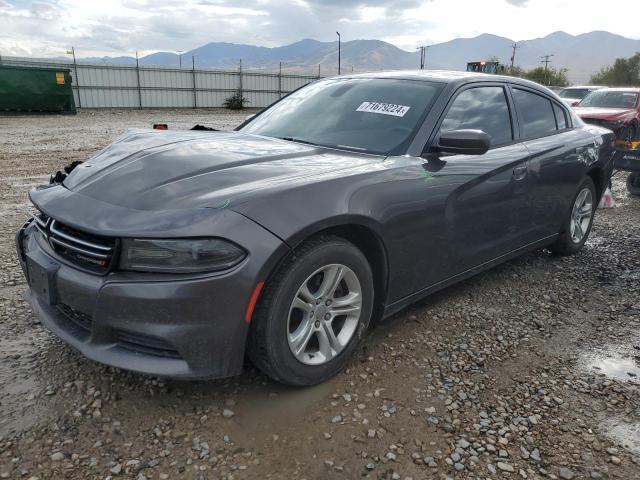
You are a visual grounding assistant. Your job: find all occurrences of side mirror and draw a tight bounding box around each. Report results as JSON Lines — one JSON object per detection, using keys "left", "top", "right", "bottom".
{"left": 437, "top": 129, "right": 491, "bottom": 155}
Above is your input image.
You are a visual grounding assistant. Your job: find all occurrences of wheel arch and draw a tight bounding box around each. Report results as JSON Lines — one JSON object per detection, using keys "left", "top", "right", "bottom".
{"left": 309, "top": 223, "right": 389, "bottom": 323}
{"left": 586, "top": 165, "right": 605, "bottom": 201}
{"left": 261, "top": 216, "right": 390, "bottom": 324}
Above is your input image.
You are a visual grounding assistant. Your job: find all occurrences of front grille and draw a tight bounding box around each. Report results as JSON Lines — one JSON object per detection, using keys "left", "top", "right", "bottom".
{"left": 57, "top": 303, "right": 93, "bottom": 339}
{"left": 116, "top": 331, "right": 182, "bottom": 359}
{"left": 33, "top": 211, "right": 117, "bottom": 273}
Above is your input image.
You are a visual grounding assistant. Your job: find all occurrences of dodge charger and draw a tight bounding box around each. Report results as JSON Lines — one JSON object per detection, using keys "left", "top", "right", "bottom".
{"left": 17, "top": 71, "right": 615, "bottom": 386}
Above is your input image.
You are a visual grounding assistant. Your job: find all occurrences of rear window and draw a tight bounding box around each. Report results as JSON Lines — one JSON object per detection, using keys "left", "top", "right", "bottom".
{"left": 553, "top": 103, "right": 568, "bottom": 130}
{"left": 512, "top": 88, "right": 557, "bottom": 139}
{"left": 559, "top": 88, "right": 590, "bottom": 100}
{"left": 579, "top": 90, "right": 639, "bottom": 109}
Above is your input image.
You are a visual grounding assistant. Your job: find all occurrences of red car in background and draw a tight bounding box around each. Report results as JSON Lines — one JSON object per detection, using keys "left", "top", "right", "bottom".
{"left": 574, "top": 88, "right": 640, "bottom": 141}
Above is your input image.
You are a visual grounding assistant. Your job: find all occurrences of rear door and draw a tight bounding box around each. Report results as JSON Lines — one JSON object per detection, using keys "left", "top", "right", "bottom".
{"left": 510, "top": 86, "right": 594, "bottom": 242}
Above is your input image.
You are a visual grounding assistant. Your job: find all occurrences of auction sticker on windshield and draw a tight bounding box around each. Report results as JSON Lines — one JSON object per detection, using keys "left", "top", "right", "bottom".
{"left": 356, "top": 102, "right": 410, "bottom": 117}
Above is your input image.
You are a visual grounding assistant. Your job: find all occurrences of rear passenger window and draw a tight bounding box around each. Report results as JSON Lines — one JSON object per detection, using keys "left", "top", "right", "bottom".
{"left": 512, "top": 88, "right": 557, "bottom": 139}
{"left": 553, "top": 103, "right": 567, "bottom": 130}
{"left": 439, "top": 87, "right": 513, "bottom": 147}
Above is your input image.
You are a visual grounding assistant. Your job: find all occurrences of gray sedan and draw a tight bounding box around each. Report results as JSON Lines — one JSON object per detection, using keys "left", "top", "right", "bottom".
{"left": 17, "top": 71, "right": 615, "bottom": 385}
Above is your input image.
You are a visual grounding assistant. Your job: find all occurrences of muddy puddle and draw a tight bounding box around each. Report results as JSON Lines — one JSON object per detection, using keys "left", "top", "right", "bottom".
{"left": 602, "top": 419, "right": 640, "bottom": 457}
{"left": 586, "top": 355, "right": 640, "bottom": 382}
{"left": 579, "top": 333, "right": 640, "bottom": 457}
{"left": 0, "top": 334, "right": 49, "bottom": 437}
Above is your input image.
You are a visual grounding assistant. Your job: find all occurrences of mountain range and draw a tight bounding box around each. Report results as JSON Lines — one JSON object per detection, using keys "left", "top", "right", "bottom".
{"left": 82, "top": 31, "right": 640, "bottom": 84}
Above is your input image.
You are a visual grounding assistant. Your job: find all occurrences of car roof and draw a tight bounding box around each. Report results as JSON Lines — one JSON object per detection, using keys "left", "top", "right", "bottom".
{"left": 338, "top": 69, "right": 553, "bottom": 93}
{"left": 563, "top": 85, "right": 606, "bottom": 89}
{"left": 596, "top": 87, "right": 640, "bottom": 92}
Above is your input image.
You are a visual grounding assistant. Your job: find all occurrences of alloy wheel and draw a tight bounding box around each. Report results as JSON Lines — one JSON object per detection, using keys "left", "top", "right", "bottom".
{"left": 287, "top": 264, "right": 362, "bottom": 365}
{"left": 569, "top": 187, "right": 593, "bottom": 244}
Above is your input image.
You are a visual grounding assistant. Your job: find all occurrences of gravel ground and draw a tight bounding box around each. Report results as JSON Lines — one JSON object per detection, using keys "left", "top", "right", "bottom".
{"left": 0, "top": 109, "right": 639, "bottom": 480}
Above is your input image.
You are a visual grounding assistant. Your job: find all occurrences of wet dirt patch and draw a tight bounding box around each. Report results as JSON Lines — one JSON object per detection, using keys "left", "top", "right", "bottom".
{"left": 1, "top": 110, "right": 639, "bottom": 479}
{"left": 585, "top": 355, "right": 640, "bottom": 382}
{"left": 580, "top": 327, "right": 640, "bottom": 383}
{"left": 602, "top": 419, "right": 640, "bottom": 457}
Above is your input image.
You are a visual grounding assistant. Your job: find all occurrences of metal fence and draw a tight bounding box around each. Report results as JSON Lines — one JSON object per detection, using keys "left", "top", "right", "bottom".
{"left": 0, "top": 56, "right": 322, "bottom": 109}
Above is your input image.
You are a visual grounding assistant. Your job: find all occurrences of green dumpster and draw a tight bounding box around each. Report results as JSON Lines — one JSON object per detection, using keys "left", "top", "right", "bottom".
{"left": 0, "top": 65, "right": 76, "bottom": 114}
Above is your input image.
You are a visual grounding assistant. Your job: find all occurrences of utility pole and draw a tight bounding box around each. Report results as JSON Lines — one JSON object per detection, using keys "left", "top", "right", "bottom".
{"left": 510, "top": 43, "right": 519, "bottom": 71}
{"left": 418, "top": 45, "right": 429, "bottom": 70}
{"left": 336, "top": 31, "right": 341, "bottom": 75}
{"left": 540, "top": 54, "right": 554, "bottom": 85}
{"left": 68, "top": 46, "right": 81, "bottom": 108}
{"left": 238, "top": 58, "right": 243, "bottom": 106}
{"left": 192, "top": 56, "right": 197, "bottom": 108}
{"left": 278, "top": 61, "right": 282, "bottom": 99}
{"left": 135, "top": 51, "right": 142, "bottom": 109}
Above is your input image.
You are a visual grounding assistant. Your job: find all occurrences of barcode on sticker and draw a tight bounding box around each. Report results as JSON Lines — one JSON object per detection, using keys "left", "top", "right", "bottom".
{"left": 356, "top": 102, "right": 410, "bottom": 117}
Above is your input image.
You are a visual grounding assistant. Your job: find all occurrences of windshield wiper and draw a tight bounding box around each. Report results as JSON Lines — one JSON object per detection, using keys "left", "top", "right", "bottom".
{"left": 277, "top": 137, "right": 321, "bottom": 147}
{"left": 277, "top": 137, "right": 373, "bottom": 154}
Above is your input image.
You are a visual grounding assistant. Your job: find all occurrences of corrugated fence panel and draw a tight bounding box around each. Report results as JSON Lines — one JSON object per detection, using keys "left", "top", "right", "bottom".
{"left": 0, "top": 56, "right": 323, "bottom": 108}
{"left": 197, "top": 90, "right": 229, "bottom": 108}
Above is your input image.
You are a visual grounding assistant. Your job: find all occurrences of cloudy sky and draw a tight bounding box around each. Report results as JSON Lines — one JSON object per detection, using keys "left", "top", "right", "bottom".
{"left": 1, "top": 0, "right": 637, "bottom": 58}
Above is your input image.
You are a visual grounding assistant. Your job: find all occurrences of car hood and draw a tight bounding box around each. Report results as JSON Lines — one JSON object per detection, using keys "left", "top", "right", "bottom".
{"left": 63, "top": 129, "right": 380, "bottom": 211}
{"left": 573, "top": 107, "right": 636, "bottom": 121}
{"left": 561, "top": 97, "right": 580, "bottom": 106}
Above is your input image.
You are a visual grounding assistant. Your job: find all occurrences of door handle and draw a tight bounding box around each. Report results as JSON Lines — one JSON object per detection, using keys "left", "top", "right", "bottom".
{"left": 513, "top": 165, "right": 528, "bottom": 181}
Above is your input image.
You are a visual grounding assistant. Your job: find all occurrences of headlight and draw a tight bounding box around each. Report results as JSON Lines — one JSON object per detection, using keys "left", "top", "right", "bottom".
{"left": 119, "top": 238, "right": 246, "bottom": 273}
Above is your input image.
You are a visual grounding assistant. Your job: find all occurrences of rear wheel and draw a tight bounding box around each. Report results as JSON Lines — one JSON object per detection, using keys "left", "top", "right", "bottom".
{"left": 247, "top": 236, "right": 374, "bottom": 386}
{"left": 628, "top": 172, "right": 640, "bottom": 196}
{"left": 550, "top": 177, "right": 596, "bottom": 256}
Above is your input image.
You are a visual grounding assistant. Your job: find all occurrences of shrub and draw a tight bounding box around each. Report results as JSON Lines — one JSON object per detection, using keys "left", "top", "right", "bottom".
{"left": 223, "top": 91, "right": 249, "bottom": 110}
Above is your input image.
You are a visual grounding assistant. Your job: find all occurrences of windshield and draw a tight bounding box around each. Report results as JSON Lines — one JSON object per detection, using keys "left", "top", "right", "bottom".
{"left": 579, "top": 90, "right": 639, "bottom": 109}
{"left": 559, "top": 88, "right": 590, "bottom": 99}
{"left": 240, "top": 78, "right": 443, "bottom": 155}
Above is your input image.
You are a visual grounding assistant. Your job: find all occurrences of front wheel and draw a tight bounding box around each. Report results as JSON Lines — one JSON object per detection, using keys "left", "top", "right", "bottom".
{"left": 247, "top": 236, "right": 374, "bottom": 386}
{"left": 550, "top": 177, "right": 596, "bottom": 256}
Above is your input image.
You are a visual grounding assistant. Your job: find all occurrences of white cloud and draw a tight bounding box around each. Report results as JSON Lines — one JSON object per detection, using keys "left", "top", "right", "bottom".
{"left": 0, "top": 0, "right": 637, "bottom": 58}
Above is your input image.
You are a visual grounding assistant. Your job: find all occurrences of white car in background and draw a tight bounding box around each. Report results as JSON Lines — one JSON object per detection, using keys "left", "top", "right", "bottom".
{"left": 559, "top": 86, "right": 606, "bottom": 107}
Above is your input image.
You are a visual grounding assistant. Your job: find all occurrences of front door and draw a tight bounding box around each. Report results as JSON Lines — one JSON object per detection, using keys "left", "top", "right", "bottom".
{"left": 428, "top": 85, "right": 531, "bottom": 275}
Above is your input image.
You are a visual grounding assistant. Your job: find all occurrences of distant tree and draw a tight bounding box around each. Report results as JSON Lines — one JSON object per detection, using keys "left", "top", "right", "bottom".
{"left": 505, "top": 66, "right": 568, "bottom": 87}
{"left": 506, "top": 65, "right": 526, "bottom": 77}
{"left": 590, "top": 53, "right": 640, "bottom": 86}
{"left": 522, "top": 67, "right": 569, "bottom": 87}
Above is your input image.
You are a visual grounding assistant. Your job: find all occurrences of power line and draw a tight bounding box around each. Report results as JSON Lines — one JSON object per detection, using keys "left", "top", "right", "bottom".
{"left": 540, "top": 54, "right": 554, "bottom": 85}
{"left": 540, "top": 54, "right": 554, "bottom": 70}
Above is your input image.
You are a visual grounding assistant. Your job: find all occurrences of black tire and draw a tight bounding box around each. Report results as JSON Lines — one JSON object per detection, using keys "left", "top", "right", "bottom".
{"left": 247, "top": 235, "right": 374, "bottom": 386}
{"left": 629, "top": 122, "right": 639, "bottom": 142}
{"left": 550, "top": 177, "right": 596, "bottom": 256}
{"left": 627, "top": 172, "right": 640, "bottom": 197}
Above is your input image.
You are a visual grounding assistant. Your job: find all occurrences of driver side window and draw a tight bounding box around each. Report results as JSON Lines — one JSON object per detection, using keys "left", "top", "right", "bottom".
{"left": 439, "top": 86, "right": 513, "bottom": 148}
